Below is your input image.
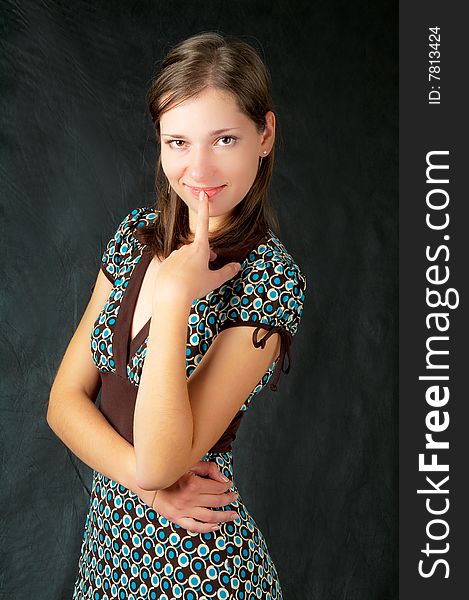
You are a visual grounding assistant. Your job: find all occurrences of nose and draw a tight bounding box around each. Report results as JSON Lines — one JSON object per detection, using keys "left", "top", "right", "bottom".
{"left": 187, "top": 145, "right": 217, "bottom": 185}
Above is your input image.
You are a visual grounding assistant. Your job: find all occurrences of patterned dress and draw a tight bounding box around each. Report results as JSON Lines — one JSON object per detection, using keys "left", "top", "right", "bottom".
{"left": 72, "top": 206, "right": 306, "bottom": 599}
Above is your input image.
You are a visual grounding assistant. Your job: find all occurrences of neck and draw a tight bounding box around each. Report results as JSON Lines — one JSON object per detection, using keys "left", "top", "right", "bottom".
{"left": 187, "top": 209, "right": 228, "bottom": 237}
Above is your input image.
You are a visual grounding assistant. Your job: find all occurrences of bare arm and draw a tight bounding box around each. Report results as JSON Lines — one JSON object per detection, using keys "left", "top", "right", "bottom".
{"left": 46, "top": 268, "right": 149, "bottom": 499}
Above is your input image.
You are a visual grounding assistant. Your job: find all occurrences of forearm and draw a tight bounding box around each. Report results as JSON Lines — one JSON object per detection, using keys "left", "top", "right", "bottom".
{"left": 133, "top": 296, "right": 195, "bottom": 489}
{"left": 47, "top": 388, "right": 149, "bottom": 497}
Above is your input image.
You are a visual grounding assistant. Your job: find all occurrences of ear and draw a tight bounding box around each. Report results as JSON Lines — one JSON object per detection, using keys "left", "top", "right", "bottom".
{"left": 260, "top": 110, "right": 275, "bottom": 154}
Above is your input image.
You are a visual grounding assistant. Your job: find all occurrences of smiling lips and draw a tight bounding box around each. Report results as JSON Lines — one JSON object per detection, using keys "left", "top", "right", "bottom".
{"left": 185, "top": 184, "right": 226, "bottom": 199}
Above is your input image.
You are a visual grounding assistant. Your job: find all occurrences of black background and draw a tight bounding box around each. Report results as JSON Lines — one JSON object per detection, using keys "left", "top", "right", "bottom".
{"left": 0, "top": 1, "right": 397, "bottom": 598}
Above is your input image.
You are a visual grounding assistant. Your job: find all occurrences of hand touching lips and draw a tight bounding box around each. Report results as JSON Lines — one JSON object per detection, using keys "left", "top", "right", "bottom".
{"left": 153, "top": 190, "right": 241, "bottom": 307}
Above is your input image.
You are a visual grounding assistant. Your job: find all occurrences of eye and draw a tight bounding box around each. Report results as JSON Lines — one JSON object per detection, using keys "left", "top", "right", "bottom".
{"left": 217, "top": 136, "right": 237, "bottom": 146}
{"left": 165, "top": 139, "right": 186, "bottom": 150}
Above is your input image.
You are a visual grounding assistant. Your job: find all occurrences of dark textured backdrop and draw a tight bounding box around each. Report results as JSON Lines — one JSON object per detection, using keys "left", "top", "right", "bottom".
{"left": 0, "top": 1, "right": 397, "bottom": 598}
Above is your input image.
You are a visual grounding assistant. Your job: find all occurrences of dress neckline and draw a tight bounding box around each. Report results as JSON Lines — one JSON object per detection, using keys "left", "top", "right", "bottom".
{"left": 112, "top": 251, "right": 153, "bottom": 377}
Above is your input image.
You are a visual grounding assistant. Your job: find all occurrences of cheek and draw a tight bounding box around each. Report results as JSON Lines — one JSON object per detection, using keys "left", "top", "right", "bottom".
{"left": 230, "top": 156, "right": 259, "bottom": 189}
{"left": 160, "top": 152, "right": 180, "bottom": 180}
{"left": 228, "top": 154, "right": 257, "bottom": 181}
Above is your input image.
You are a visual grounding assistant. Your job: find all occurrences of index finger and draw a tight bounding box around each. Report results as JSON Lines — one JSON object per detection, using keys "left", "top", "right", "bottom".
{"left": 193, "top": 190, "right": 209, "bottom": 247}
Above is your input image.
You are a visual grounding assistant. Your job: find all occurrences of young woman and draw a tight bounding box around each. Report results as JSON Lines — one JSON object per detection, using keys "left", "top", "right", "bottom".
{"left": 48, "top": 32, "right": 306, "bottom": 599}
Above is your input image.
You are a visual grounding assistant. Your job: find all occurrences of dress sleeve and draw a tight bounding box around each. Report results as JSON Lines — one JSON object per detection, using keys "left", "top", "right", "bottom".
{"left": 90, "top": 206, "right": 156, "bottom": 295}
{"left": 217, "top": 260, "right": 307, "bottom": 396}
{"left": 99, "top": 208, "right": 145, "bottom": 285}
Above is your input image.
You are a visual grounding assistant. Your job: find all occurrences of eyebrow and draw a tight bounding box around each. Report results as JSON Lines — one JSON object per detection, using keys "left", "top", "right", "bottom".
{"left": 160, "top": 127, "right": 242, "bottom": 138}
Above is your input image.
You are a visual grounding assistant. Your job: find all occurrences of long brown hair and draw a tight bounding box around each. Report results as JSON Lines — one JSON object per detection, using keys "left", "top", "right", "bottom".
{"left": 137, "top": 31, "right": 280, "bottom": 263}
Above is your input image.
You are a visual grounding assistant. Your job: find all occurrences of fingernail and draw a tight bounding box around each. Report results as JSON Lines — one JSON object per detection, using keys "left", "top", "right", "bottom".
{"left": 211, "top": 524, "right": 220, "bottom": 530}
{"left": 221, "top": 474, "right": 230, "bottom": 482}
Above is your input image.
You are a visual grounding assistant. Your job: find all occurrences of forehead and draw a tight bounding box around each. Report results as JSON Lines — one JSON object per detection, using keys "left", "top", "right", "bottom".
{"left": 160, "top": 88, "right": 253, "bottom": 134}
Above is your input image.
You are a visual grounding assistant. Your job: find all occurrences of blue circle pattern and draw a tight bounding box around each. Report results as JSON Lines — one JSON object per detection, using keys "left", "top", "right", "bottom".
{"left": 72, "top": 454, "right": 283, "bottom": 600}
{"left": 76, "top": 207, "right": 307, "bottom": 598}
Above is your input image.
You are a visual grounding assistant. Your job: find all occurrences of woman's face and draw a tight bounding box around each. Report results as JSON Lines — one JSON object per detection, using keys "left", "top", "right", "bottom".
{"left": 160, "top": 87, "right": 274, "bottom": 234}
